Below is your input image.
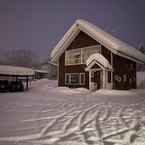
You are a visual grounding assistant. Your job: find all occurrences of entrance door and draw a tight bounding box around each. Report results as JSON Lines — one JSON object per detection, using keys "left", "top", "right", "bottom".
{"left": 90, "top": 70, "right": 101, "bottom": 91}
{"left": 94, "top": 71, "right": 101, "bottom": 89}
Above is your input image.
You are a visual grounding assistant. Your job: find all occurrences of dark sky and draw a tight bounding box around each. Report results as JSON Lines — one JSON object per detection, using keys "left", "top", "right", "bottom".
{"left": 0, "top": 0, "right": 145, "bottom": 61}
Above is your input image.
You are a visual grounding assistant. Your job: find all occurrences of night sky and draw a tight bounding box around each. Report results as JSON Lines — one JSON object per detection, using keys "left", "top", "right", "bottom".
{"left": 0, "top": 0, "right": 145, "bottom": 60}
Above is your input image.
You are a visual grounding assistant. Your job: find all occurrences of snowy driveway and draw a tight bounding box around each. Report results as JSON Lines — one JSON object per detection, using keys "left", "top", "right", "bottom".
{"left": 0, "top": 79, "right": 145, "bottom": 145}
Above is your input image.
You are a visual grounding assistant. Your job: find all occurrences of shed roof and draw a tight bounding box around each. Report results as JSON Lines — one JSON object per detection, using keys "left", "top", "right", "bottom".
{"left": 0, "top": 65, "right": 34, "bottom": 76}
{"left": 51, "top": 19, "right": 145, "bottom": 64}
{"left": 33, "top": 69, "right": 48, "bottom": 73}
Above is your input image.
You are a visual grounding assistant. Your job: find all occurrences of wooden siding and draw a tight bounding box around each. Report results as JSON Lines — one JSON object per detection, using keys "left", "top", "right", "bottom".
{"left": 113, "top": 54, "right": 136, "bottom": 89}
{"left": 58, "top": 30, "right": 137, "bottom": 90}
{"left": 101, "top": 46, "right": 111, "bottom": 64}
{"left": 67, "top": 31, "right": 98, "bottom": 50}
{"left": 64, "top": 31, "right": 98, "bottom": 88}
{"left": 65, "top": 64, "right": 89, "bottom": 89}
{"left": 58, "top": 52, "right": 65, "bottom": 86}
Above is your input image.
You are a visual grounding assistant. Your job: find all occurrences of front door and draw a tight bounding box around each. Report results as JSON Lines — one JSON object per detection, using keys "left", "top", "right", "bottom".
{"left": 94, "top": 71, "right": 101, "bottom": 89}
{"left": 90, "top": 70, "right": 101, "bottom": 91}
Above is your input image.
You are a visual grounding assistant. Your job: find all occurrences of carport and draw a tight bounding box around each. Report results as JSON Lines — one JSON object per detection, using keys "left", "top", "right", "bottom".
{"left": 0, "top": 65, "right": 34, "bottom": 91}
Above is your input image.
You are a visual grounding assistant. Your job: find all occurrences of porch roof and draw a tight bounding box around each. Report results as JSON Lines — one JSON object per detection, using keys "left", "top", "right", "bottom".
{"left": 85, "top": 53, "right": 112, "bottom": 71}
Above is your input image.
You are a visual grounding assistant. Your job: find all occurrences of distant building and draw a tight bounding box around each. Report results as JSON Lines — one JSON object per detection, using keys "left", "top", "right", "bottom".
{"left": 33, "top": 61, "right": 57, "bottom": 80}
{"left": 33, "top": 69, "right": 48, "bottom": 80}
{"left": 51, "top": 19, "right": 145, "bottom": 90}
{"left": 47, "top": 61, "right": 57, "bottom": 80}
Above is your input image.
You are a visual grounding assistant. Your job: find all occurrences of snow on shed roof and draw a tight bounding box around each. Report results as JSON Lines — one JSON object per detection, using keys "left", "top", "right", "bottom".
{"left": 33, "top": 69, "right": 48, "bottom": 73}
{"left": 51, "top": 19, "right": 145, "bottom": 64}
{"left": 0, "top": 65, "right": 34, "bottom": 76}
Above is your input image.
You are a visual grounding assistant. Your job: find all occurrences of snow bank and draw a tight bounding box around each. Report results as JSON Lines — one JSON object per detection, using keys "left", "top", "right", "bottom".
{"left": 54, "top": 87, "right": 89, "bottom": 95}
{"left": 0, "top": 79, "right": 145, "bottom": 145}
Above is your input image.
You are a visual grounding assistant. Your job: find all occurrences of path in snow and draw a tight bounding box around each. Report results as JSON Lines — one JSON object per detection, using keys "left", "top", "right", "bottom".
{"left": 0, "top": 79, "right": 145, "bottom": 145}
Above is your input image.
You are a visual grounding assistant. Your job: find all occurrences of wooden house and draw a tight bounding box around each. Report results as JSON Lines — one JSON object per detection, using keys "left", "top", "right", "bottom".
{"left": 51, "top": 19, "right": 145, "bottom": 90}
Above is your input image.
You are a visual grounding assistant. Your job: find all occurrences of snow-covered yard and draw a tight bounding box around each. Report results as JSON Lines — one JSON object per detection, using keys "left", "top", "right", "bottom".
{"left": 0, "top": 79, "right": 145, "bottom": 145}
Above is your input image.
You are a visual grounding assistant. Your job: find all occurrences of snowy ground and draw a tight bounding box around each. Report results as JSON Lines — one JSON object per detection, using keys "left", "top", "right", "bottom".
{"left": 0, "top": 79, "right": 145, "bottom": 145}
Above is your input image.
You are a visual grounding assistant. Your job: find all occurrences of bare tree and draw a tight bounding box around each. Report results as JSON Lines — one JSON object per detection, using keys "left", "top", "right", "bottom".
{"left": 0, "top": 48, "right": 39, "bottom": 67}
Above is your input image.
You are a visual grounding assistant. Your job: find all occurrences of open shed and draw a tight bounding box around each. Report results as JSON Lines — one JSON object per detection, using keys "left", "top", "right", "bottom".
{"left": 0, "top": 65, "right": 34, "bottom": 91}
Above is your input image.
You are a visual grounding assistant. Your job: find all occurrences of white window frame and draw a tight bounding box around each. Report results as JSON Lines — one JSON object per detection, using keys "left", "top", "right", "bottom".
{"left": 65, "top": 45, "right": 101, "bottom": 66}
{"left": 65, "top": 48, "right": 81, "bottom": 65}
{"left": 65, "top": 73, "right": 85, "bottom": 85}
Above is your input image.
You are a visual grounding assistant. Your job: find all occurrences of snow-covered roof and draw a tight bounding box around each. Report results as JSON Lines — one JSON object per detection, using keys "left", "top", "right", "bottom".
{"left": 51, "top": 19, "right": 145, "bottom": 64}
{"left": 48, "top": 61, "right": 57, "bottom": 66}
{"left": 33, "top": 69, "right": 48, "bottom": 73}
{"left": 0, "top": 65, "right": 34, "bottom": 76}
{"left": 86, "top": 53, "right": 112, "bottom": 70}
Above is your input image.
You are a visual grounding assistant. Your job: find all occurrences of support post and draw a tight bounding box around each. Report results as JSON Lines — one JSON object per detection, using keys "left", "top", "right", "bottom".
{"left": 26, "top": 76, "right": 29, "bottom": 90}
{"left": 89, "top": 71, "right": 91, "bottom": 90}
{"left": 103, "top": 69, "right": 106, "bottom": 89}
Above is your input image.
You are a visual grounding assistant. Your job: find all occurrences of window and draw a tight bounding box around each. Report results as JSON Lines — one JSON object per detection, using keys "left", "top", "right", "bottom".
{"left": 65, "top": 49, "right": 81, "bottom": 65}
{"left": 123, "top": 74, "right": 127, "bottom": 82}
{"left": 65, "top": 45, "right": 101, "bottom": 65}
{"left": 82, "top": 45, "right": 101, "bottom": 63}
{"left": 108, "top": 71, "right": 111, "bottom": 83}
{"left": 70, "top": 74, "right": 80, "bottom": 84}
{"left": 65, "top": 73, "right": 85, "bottom": 85}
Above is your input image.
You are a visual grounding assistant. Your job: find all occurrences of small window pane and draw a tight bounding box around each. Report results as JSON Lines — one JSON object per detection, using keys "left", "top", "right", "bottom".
{"left": 65, "top": 73, "right": 85, "bottom": 85}
{"left": 82, "top": 45, "right": 101, "bottom": 63}
{"left": 65, "top": 49, "right": 81, "bottom": 65}
{"left": 70, "top": 74, "right": 80, "bottom": 84}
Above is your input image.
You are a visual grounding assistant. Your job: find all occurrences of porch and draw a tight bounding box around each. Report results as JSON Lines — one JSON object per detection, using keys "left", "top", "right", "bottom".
{"left": 85, "top": 53, "right": 113, "bottom": 91}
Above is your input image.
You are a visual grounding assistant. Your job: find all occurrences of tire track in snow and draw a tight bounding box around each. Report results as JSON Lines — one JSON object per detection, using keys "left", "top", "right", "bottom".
{"left": 0, "top": 102, "right": 145, "bottom": 145}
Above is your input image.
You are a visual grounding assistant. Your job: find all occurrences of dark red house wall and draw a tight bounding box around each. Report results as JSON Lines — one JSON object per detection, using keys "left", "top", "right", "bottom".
{"left": 67, "top": 31, "right": 98, "bottom": 50}
{"left": 101, "top": 46, "right": 111, "bottom": 64}
{"left": 58, "top": 30, "right": 137, "bottom": 90}
{"left": 65, "top": 65, "right": 89, "bottom": 89}
{"left": 58, "top": 52, "right": 65, "bottom": 86}
{"left": 58, "top": 31, "right": 98, "bottom": 88}
{"left": 113, "top": 54, "right": 136, "bottom": 89}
